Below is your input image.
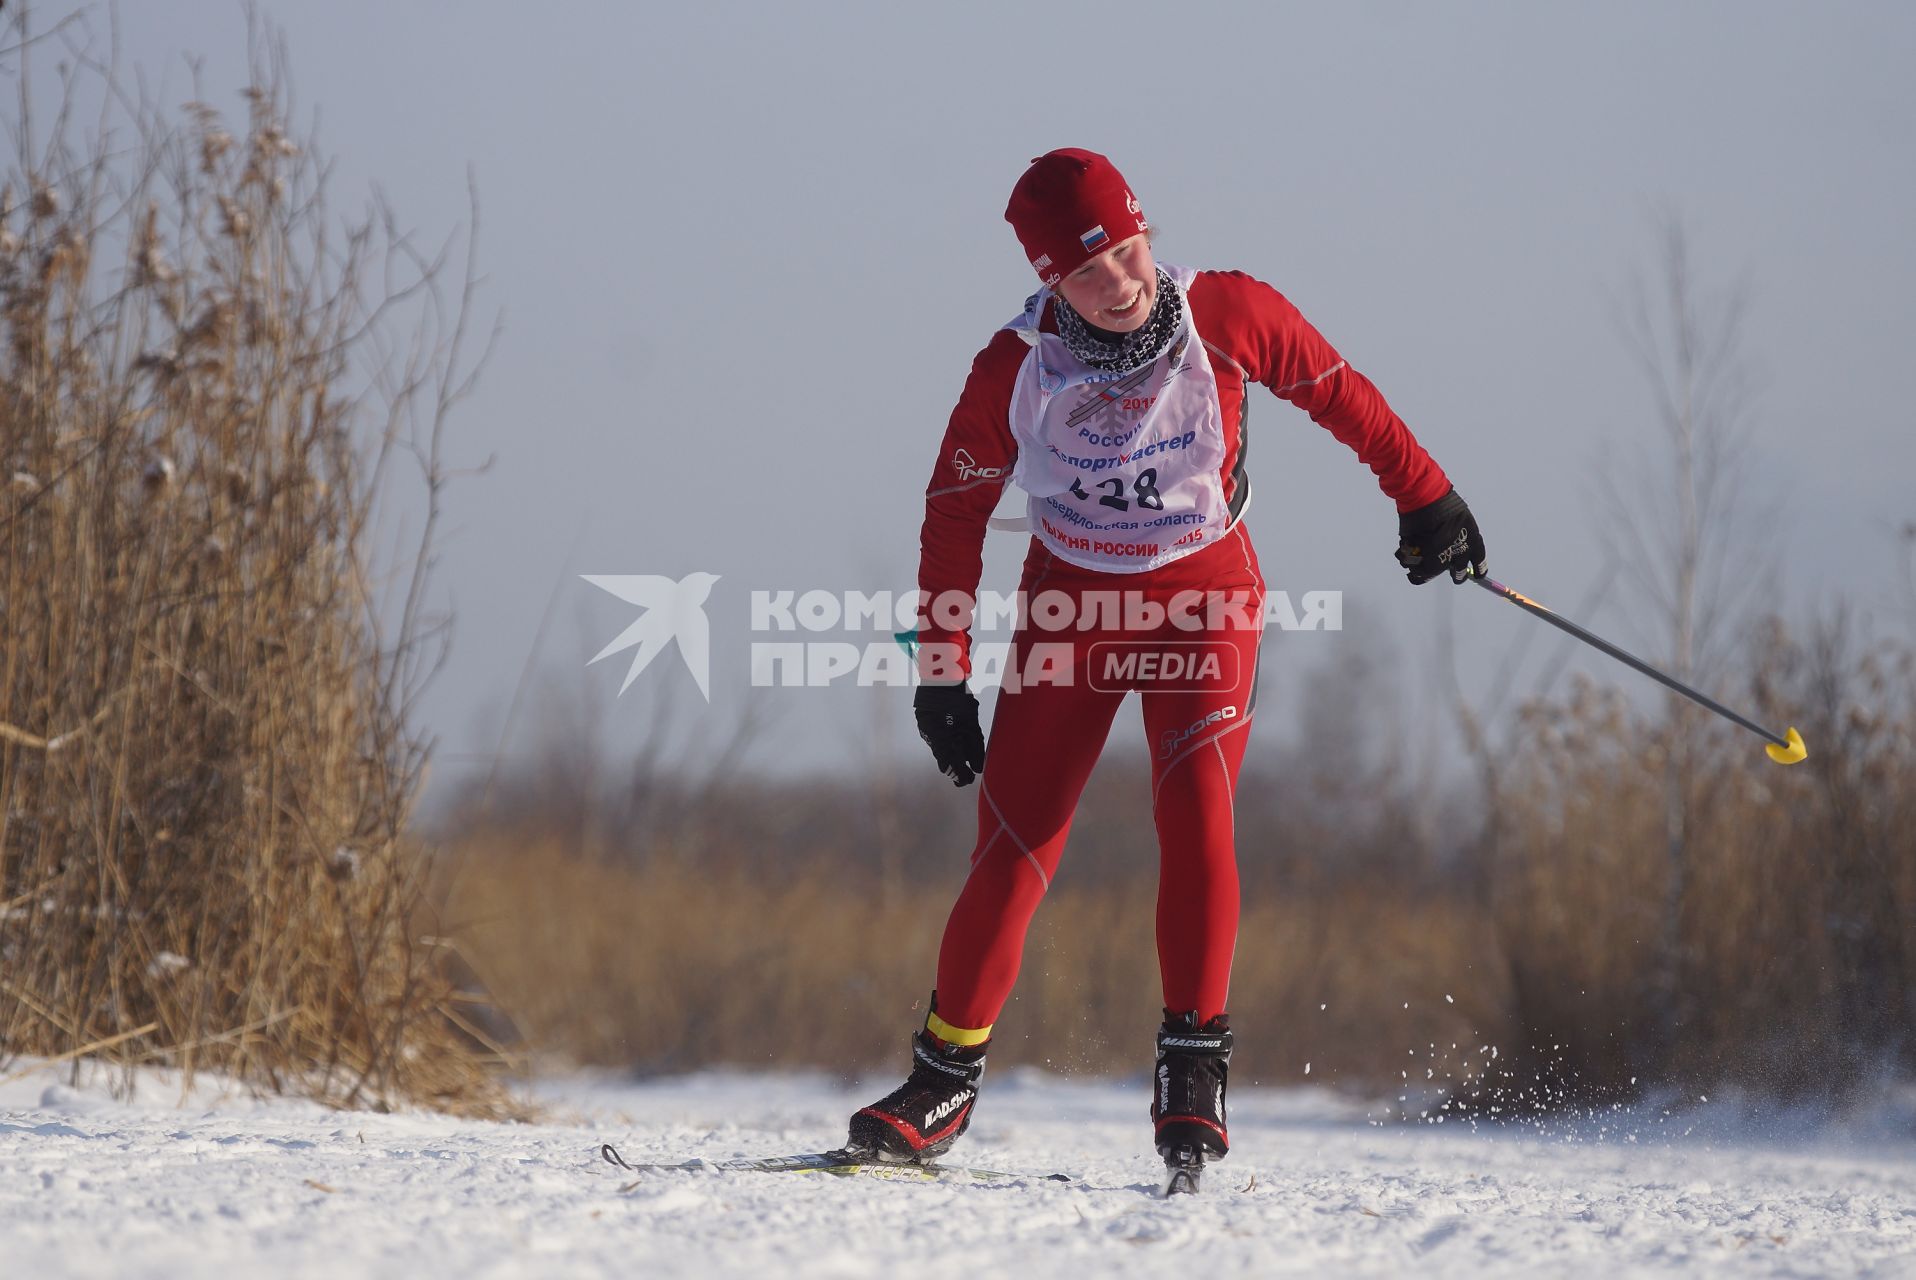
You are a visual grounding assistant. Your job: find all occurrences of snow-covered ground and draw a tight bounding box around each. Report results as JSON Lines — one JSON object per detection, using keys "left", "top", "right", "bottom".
{"left": 2, "top": 1060, "right": 1913, "bottom": 1279}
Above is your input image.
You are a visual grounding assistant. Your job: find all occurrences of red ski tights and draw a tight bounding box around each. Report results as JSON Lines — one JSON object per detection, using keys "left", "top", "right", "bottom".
{"left": 932, "top": 525, "right": 1265, "bottom": 1033}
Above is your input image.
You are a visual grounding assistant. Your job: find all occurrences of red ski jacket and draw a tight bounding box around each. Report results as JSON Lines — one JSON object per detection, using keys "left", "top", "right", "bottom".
{"left": 918, "top": 269, "right": 1451, "bottom": 676}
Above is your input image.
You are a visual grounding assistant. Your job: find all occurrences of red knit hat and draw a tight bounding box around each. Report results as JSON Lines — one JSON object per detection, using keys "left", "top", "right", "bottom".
{"left": 1004, "top": 148, "right": 1148, "bottom": 287}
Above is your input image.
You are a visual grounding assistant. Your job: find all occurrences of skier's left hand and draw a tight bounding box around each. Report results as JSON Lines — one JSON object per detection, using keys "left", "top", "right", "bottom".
{"left": 1395, "top": 487, "right": 1486, "bottom": 585}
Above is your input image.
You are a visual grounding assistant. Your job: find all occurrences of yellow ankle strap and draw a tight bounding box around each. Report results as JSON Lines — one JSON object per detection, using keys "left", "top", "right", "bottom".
{"left": 926, "top": 1010, "right": 991, "bottom": 1047}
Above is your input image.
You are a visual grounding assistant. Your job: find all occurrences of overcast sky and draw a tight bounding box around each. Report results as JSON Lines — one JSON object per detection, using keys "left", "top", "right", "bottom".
{"left": 16, "top": 2, "right": 1916, "bottom": 798}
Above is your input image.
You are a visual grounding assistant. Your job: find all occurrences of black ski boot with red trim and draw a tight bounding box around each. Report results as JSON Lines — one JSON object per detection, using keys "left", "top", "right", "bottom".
{"left": 847, "top": 1027, "right": 987, "bottom": 1163}
{"left": 1151, "top": 1010, "right": 1232, "bottom": 1195}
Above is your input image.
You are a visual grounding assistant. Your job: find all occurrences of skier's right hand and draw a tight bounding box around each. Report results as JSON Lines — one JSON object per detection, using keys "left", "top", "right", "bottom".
{"left": 914, "top": 682, "right": 986, "bottom": 787}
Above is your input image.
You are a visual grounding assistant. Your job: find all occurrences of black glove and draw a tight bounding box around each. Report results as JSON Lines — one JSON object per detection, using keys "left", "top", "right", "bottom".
{"left": 1395, "top": 487, "right": 1487, "bottom": 585}
{"left": 915, "top": 682, "right": 986, "bottom": 787}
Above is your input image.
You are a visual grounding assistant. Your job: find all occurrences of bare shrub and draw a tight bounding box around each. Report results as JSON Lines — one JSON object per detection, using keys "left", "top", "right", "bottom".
{"left": 1460, "top": 216, "right": 1913, "bottom": 1117}
{"left": 0, "top": 10, "right": 503, "bottom": 1112}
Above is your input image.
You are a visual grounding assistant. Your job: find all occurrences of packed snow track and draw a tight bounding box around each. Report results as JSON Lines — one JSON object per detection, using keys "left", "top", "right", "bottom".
{"left": 3, "top": 1064, "right": 1911, "bottom": 1278}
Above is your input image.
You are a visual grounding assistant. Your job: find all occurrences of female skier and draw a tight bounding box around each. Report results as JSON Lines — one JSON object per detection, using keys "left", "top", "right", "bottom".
{"left": 847, "top": 149, "right": 1486, "bottom": 1184}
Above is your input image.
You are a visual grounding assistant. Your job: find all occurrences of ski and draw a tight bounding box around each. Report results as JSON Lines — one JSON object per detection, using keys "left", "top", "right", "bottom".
{"left": 600, "top": 1143, "right": 1071, "bottom": 1185}
{"left": 1159, "top": 1143, "right": 1205, "bottom": 1196}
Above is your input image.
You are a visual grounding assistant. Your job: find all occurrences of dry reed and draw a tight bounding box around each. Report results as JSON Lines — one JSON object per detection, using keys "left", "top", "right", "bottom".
{"left": 0, "top": 10, "right": 506, "bottom": 1113}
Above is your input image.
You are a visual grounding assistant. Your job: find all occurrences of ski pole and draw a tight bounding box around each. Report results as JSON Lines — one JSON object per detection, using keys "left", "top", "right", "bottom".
{"left": 1467, "top": 571, "right": 1807, "bottom": 765}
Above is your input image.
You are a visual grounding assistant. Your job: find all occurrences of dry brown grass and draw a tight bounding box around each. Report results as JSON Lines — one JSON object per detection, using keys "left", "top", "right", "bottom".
{"left": 0, "top": 10, "right": 505, "bottom": 1113}
{"left": 440, "top": 823, "right": 1509, "bottom": 1093}
{"left": 439, "top": 615, "right": 1914, "bottom": 1115}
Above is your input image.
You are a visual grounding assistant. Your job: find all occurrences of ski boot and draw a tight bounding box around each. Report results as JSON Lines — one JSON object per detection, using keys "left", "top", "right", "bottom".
{"left": 1151, "top": 1010, "right": 1232, "bottom": 1195}
{"left": 847, "top": 1004, "right": 989, "bottom": 1163}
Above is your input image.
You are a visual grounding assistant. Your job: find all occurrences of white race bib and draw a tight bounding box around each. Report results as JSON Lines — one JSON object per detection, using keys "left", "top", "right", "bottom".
{"left": 1003, "top": 264, "right": 1229, "bottom": 573}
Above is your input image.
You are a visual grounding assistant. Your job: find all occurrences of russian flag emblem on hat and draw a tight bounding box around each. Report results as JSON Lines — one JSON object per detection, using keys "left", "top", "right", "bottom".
{"left": 1079, "top": 225, "right": 1108, "bottom": 253}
